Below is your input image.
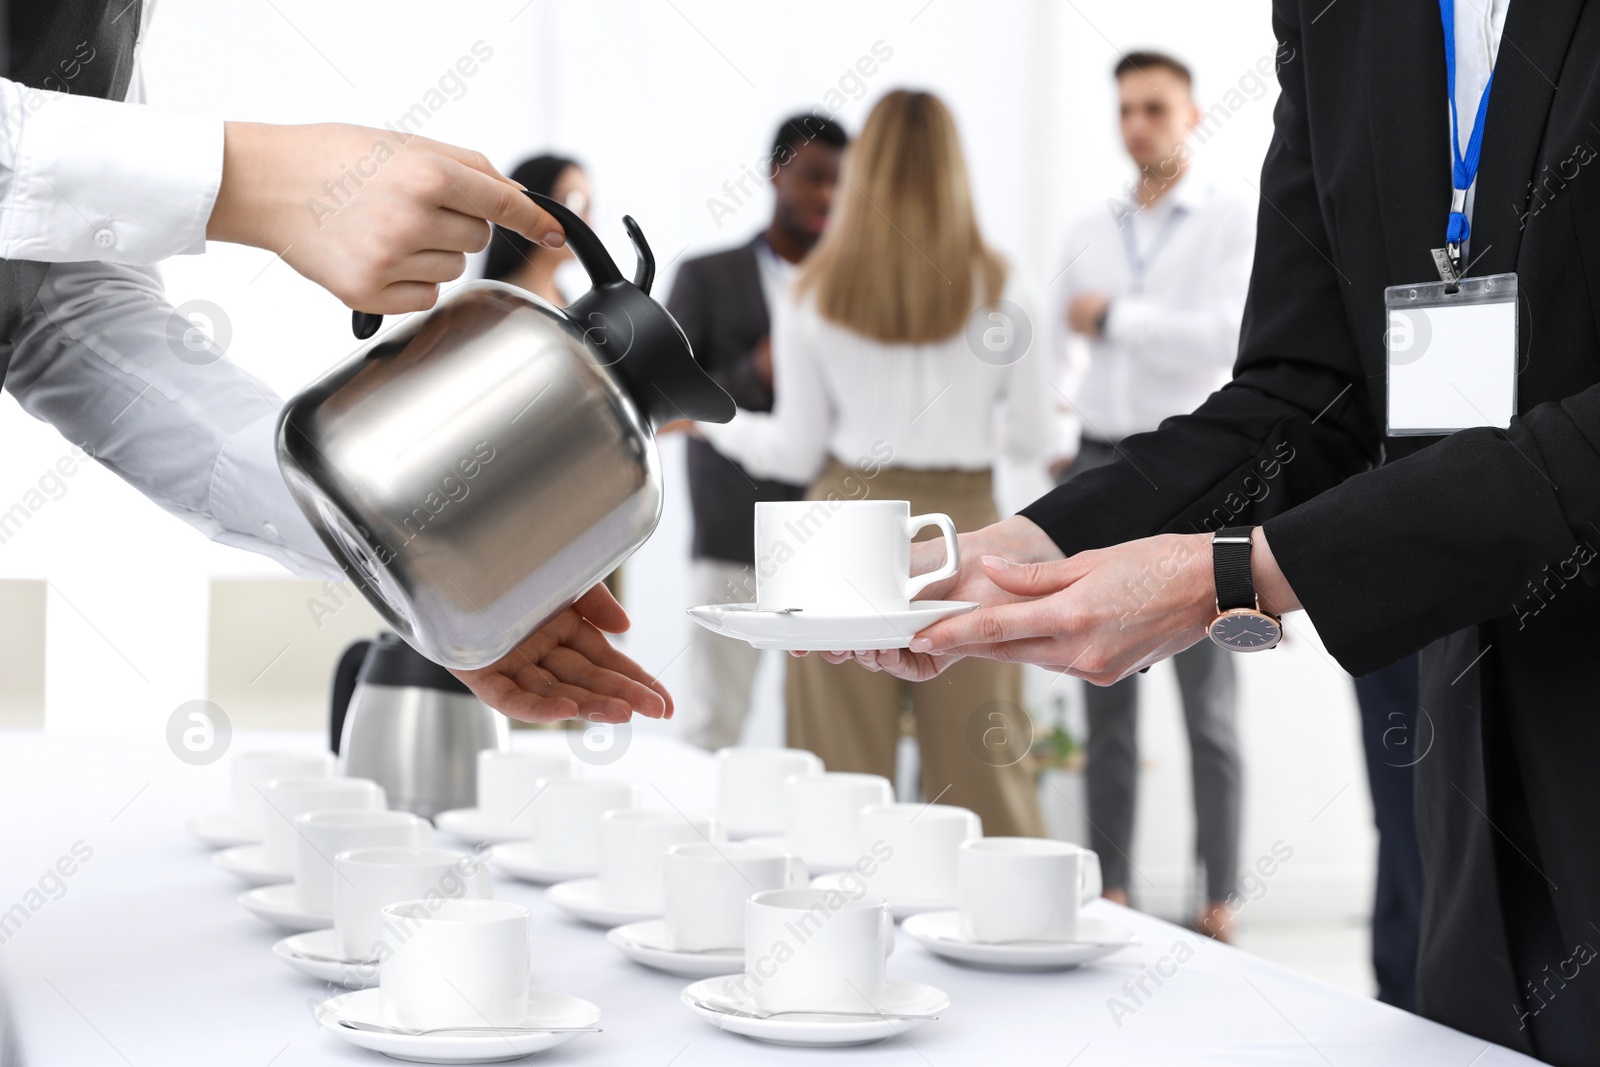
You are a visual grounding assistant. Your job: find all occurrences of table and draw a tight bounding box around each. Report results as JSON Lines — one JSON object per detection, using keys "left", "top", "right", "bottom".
{"left": 0, "top": 729, "right": 1539, "bottom": 1066}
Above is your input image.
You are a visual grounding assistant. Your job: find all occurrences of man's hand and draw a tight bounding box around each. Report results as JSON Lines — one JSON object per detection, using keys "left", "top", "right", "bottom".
{"left": 1067, "top": 292, "right": 1112, "bottom": 337}
{"left": 903, "top": 529, "right": 1299, "bottom": 684}
{"left": 808, "top": 515, "right": 1065, "bottom": 681}
{"left": 449, "top": 584, "right": 671, "bottom": 725}
{"left": 207, "top": 122, "right": 566, "bottom": 315}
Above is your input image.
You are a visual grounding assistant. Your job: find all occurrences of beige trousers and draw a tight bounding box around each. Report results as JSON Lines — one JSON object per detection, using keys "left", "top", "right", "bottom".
{"left": 785, "top": 460, "right": 1046, "bottom": 837}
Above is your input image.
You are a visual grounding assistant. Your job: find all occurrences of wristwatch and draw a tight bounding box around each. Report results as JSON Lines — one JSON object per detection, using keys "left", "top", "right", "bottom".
{"left": 1208, "top": 526, "right": 1282, "bottom": 652}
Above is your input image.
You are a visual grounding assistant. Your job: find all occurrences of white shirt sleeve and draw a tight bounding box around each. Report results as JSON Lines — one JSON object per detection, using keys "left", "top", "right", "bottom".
{"left": 0, "top": 78, "right": 223, "bottom": 263}
{"left": 4, "top": 260, "right": 343, "bottom": 580}
{"left": 697, "top": 292, "right": 833, "bottom": 484}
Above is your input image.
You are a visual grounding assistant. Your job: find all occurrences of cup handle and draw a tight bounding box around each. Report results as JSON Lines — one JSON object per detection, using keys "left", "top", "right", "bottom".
{"left": 1080, "top": 851, "right": 1102, "bottom": 906}
{"left": 881, "top": 905, "right": 896, "bottom": 959}
{"left": 784, "top": 854, "right": 809, "bottom": 888}
{"left": 903, "top": 513, "right": 960, "bottom": 601}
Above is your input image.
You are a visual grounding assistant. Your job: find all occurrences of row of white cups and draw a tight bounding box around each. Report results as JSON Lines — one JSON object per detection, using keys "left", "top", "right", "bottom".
{"left": 192, "top": 746, "right": 1134, "bottom": 1058}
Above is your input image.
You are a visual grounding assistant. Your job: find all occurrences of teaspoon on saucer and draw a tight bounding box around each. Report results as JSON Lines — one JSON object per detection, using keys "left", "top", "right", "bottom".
{"left": 686, "top": 998, "right": 939, "bottom": 1022}
{"left": 337, "top": 1020, "right": 602, "bottom": 1037}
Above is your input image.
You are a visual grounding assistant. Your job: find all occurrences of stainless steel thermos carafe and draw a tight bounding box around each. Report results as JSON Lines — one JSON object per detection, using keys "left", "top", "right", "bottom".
{"left": 277, "top": 193, "right": 735, "bottom": 669}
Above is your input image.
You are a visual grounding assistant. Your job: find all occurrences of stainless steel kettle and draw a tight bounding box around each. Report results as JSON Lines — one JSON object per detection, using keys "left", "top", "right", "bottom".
{"left": 330, "top": 631, "right": 508, "bottom": 819}
{"left": 277, "top": 194, "right": 735, "bottom": 669}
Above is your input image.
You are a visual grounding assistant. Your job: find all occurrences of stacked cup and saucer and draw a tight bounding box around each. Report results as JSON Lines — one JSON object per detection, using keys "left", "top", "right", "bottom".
{"left": 687, "top": 500, "right": 977, "bottom": 650}
{"left": 681, "top": 888, "right": 948, "bottom": 1048}
{"left": 434, "top": 750, "right": 578, "bottom": 846}
{"left": 316, "top": 897, "right": 601, "bottom": 1063}
{"left": 903, "top": 838, "right": 1138, "bottom": 970}
{"left": 490, "top": 779, "right": 638, "bottom": 885}
{"left": 188, "top": 749, "right": 334, "bottom": 849}
{"left": 608, "top": 839, "right": 807, "bottom": 977}
{"left": 713, "top": 747, "right": 821, "bottom": 839}
{"left": 218, "top": 775, "right": 384, "bottom": 888}
{"left": 746, "top": 770, "right": 893, "bottom": 874}
{"left": 811, "top": 802, "right": 981, "bottom": 920}
{"left": 244, "top": 806, "right": 429, "bottom": 931}
{"left": 547, "top": 807, "right": 723, "bottom": 926}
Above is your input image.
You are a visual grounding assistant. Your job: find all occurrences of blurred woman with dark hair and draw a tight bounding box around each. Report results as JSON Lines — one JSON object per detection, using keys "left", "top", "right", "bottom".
{"left": 485, "top": 154, "right": 623, "bottom": 604}
{"left": 483, "top": 154, "right": 591, "bottom": 305}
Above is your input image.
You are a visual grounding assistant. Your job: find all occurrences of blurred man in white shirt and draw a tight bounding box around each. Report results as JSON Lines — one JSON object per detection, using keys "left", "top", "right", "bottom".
{"left": 1054, "top": 51, "right": 1255, "bottom": 940}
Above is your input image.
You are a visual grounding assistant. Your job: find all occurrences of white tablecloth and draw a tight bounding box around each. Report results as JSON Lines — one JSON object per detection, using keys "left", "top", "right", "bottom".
{"left": 0, "top": 729, "right": 1539, "bottom": 1067}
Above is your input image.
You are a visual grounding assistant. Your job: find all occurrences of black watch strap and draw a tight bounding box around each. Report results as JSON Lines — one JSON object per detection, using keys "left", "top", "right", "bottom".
{"left": 1213, "top": 526, "right": 1256, "bottom": 612}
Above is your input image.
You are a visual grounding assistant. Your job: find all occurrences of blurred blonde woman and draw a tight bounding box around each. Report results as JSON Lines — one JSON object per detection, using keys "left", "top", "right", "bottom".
{"left": 696, "top": 90, "right": 1054, "bottom": 835}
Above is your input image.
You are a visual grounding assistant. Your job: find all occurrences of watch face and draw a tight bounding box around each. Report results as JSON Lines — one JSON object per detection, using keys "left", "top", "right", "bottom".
{"left": 1209, "top": 610, "right": 1282, "bottom": 651}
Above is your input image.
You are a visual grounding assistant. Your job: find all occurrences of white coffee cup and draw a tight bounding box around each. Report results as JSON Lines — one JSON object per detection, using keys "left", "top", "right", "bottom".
{"left": 594, "top": 809, "right": 723, "bottom": 912}
{"left": 716, "top": 747, "right": 822, "bottom": 836}
{"left": 784, "top": 772, "right": 894, "bottom": 869}
{"left": 735, "top": 888, "right": 895, "bottom": 1015}
{"left": 261, "top": 777, "right": 386, "bottom": 872}
{"left": 293, "top": 809, "right": 430, "bottom": 915}
{"left": 858, "top": 803, "right": 981, "bottom": 903}
{"left": 477, "top": 750, "right": 578, "bottom": 826}
{"left": 379, "top": 898, "right": 529, "bottom": 1029}
{"left": 664, "top": 842, "right": 806, "bottom": 952}
{"left": 231, "top": 751, "right": 335, "bottom": 836}
{"left": 957, "top": 837, "right": 1103, "bottom": 943}
{"left": 754, "top": 500, "right": 960, "bottom": 614}
{"left": 335, "top": 846, "right": 493, "bottom": 963}
{"left": 528, "top": 778, "right": 638, "bottom": 871}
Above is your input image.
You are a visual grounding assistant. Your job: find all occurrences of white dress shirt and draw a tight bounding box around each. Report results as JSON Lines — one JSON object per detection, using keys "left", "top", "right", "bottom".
{"left": 1452, "top": 0, "right": 1509, "bottom": 253}
{"left": 699, "top": 280, "right": 1056, "bottom": 485}
{"left": 0, "top": 5, "right": 340, "bottom": 579}
{"left": 1057, "top": 173, "right": 1256, "bottom": 442}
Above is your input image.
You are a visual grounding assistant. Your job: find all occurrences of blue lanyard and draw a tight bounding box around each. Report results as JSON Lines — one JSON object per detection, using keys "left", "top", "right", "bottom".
{"left": 1120, "top": 205, "right": 1184, "bottom": 293}
{"left": 1441, "top": 0, "right": 1496, "bottom": 253}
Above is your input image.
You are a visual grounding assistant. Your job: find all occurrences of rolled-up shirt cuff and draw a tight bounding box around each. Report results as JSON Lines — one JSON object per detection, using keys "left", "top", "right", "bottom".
{"left": 0, "top": 84, "right": 223, "bottom": 262}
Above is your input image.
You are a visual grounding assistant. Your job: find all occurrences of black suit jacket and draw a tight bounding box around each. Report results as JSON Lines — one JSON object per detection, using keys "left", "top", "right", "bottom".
{"left": 665, "top": 236, "right": 805, "bottom": 567}
{"left": 1021, "top": 2, "right": 1600, "bottom": 1058}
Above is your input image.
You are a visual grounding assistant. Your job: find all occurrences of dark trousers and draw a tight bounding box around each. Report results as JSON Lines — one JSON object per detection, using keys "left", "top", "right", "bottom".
{"left": 1353, "top": 654, "right": 1424, "bottom": 1012}
{"left": 1084, "top": 641, "right": 1241, "bottom": 902}
{"left": 1063, "top": 436, "right": 1241, "bottom": 904}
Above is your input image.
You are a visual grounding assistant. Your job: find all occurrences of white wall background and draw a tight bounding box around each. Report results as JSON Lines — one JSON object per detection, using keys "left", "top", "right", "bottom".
{"left": 0, "top": 1, "right": 1373, "bottom": 923}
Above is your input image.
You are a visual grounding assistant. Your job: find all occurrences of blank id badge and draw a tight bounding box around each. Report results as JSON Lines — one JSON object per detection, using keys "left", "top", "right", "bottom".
{"left": 1384, "top": 273, "right": 1517, "bottom": 435}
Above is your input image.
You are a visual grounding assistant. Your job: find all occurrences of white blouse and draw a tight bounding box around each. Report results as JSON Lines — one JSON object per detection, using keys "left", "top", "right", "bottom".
{"left": 699, "top": 282, "right": 1058, "bottom": 485}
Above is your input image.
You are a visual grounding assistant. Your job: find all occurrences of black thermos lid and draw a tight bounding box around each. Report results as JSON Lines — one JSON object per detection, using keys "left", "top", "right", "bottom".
{"left": 358, "top": 632, "right": 474, "bottom": 694}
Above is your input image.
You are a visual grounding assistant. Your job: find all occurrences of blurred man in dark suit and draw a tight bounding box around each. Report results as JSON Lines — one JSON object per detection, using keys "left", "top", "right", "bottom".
{"left": 666, "top": 114, "right": 847, "bottom": 749}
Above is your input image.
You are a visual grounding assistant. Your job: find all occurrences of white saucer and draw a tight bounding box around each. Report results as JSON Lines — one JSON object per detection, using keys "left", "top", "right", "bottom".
{"left": 317, "top": 987, "right": 600, "bottom": 1063}
{"left": 272, "top": 928, "right": 379, "bottom": 988}
{"left": 743, "top": 835, "right": 850, "bottom": 875}
{"left": 238, "top": 883, "right": 332, "bottom": 932}
{"left": 606, "top": 920, "right": 744, "bottom": 978}
{"left": 681, "top": 976, "right": 947, "bottom": 1047}
{"left": 719, "top": 818, "right": 784, "bottom": 840}
{"left": 686, "top": 600, "right": 978, "bottom": 651}
{"left": 810, "top": 871, "right": 953, "bottom": 921}
{"left": 546, "top": 878, "right": 660, "bottom": 927}
{"left": 212, "top": 844, "right": 291, "bottom": 887}
{"left": 489, "top": 841, "right": 593, "bottom": 885}
{"left": 434, "top": 807, "right": 529, "bottom": 846}
{"left": 902, "top": 910, "right": 1137, "bottom": 970}
{"left": 187, "top": 813, "right": 257, "bottom": 849}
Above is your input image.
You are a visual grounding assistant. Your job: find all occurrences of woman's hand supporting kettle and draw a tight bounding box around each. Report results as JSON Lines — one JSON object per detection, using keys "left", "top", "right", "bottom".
{"left": 206, "top": 122, "right": 568, "bottom": 315}
{"left": 447, "top": 584, "right": 673, "bottom": 725}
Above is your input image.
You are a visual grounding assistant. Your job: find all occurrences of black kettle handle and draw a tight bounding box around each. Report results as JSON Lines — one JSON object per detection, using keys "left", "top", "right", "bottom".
{"left": 348, "top": 190, "right": 639, "bottom": 339}
{"left": 329, "top": 638, "right": 372, "bottom": 755}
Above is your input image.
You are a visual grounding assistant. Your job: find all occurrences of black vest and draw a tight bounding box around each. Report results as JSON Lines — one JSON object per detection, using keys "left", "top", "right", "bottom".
{"left": 0, "top": 0, "right": 142, "bottom": 387}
